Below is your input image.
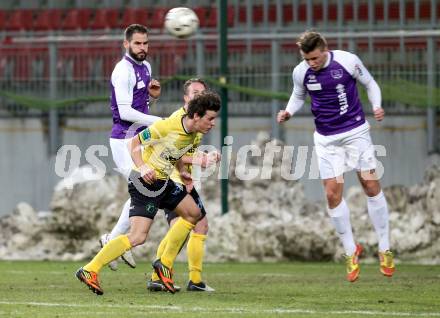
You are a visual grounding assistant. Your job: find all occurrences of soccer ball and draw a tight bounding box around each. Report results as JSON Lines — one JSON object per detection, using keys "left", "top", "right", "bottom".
{"left": 164, "top": 7, "right": 199, "bottom": 39}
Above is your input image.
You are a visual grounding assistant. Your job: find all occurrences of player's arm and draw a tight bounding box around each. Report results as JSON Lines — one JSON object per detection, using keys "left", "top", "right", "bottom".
{"left": 130, "top": 128, "right": 157, "bottom": 184}
{"left": 189, "top": 150, "right": 221, "bottom": 168}
{"left": 278, "top": 68, "right": 306, "bottom": 123}
{"left": 148, "top": 79, "right": 161, "bottom": 99}
{"left": 112, "top": 65, "right": 162, "bottom": 125}
{"left": 181, "top": 135, "right": 221, "bottom": 168}
{"left": 352, "top": 54, "right": 384, "bottom": 121}
{"left": 179, "top": 153, "right": 215, "bottom": 168}
{"left": 145, "top": 62, "right": 161, "bottom": 100}
{"left": 176, "top": 159, "right": 194, "bottom": 191}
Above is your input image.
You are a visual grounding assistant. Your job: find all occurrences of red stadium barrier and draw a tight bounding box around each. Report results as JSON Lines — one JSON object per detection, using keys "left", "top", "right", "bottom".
{"left": 0, "top": 10, "right": 6, "bottom": 30}
{"left": 0, "top": 3, "right": 437, "bottom": 33}
{"left": 62, "top": 9, "right": 91, "bottom": 31}
{"left": 6, "top": 9, "right": 33, "bottom": 31}
{"left": 33, "top": 9, "right": 63, "bottom": 31}
{"left": 90, "top": 8, "right": 120, "bottom": 30}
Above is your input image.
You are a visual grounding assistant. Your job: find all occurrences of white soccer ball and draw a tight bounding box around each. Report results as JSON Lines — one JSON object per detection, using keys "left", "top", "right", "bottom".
{"left": 164, "top": 7, "right": 199, "bottom": 39}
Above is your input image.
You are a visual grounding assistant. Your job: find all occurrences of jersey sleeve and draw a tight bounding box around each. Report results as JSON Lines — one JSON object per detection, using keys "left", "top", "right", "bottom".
{"left": 350, "top": 53, "right": 374, "bottom": 85}
{"left": 138, "top": 118, "right": 167, "bottom": 145}
{"left": 350, "top": 53, "right": 382, "bottom": 109}
{"left": 285, "top": 65, "right": 307, "bottom": 115}
{"left": 111, "top": 62, "right": 135, "bottom": 109}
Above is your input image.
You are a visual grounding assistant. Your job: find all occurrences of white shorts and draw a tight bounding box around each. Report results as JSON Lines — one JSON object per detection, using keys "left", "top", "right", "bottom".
{"left": 313, "top": 122, "right": 377, "bottom": 179}
{"left": 109, "top": 138, "right": 134, "bottom": 180}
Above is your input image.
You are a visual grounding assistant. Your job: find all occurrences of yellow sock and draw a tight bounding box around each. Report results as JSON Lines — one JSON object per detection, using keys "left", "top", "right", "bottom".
{"left": 84, "top": 235, "right": 131, "bottom": 273}
{"left": 161, "top": 218, "right": 194, "bottom": 268}
{"left": 156, "top": 232, "right": 169, "bottom": 259}
{"left": 187, "top": 232, "right": 206, "bottom": 283}
{"left": 151, "top": 271, "right": 160, "bottom": 281}
{"left": 151, "top": 233, "right": 169, "bottom": 281}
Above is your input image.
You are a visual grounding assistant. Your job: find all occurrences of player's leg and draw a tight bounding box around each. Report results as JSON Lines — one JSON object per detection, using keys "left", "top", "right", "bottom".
{"left": 153, "top": 183, "right": 200, "bottom": 293}
{"left": 160, "top": 195, "right": 200, "bottom": 268}
{"left": 357, "top": 170, "right": 394, "bottom": 276}
{"left": 77, "top": 216, "right": 152, "bottom": 297}
{"left": 324, "top": 177, "right": 356, "bottom": 255}
{"left": 315, "top": 131, "right": 360, "bottom": 282}
{"left": 101, "top": 138, "right": 137, "bottom": 270}
{"left": 76, "top": 171, "right": 158, "bottom": 295}
{"left": 353, "top": 127, "right": 394, "bottom": 277}
{"left": 187, "top": 216, "right": 214, "bottom": 292}
{"left": 77, "top": 216, "right": 152, "bottom": 295}
{"left": 100, "top": 199, "right": 133, "bottom": 270}
{"left": 148, "top": 211, "right": 180, "bottom": 292}
{"left": 110, "top": 199, "right": 137, "bottom": 268}
{"left": 186, "top": 189, "right": 214, "bottom": 291}
{"left": 324, "top": 177, "right": 361, "bottom": 281}
{"left": 89, "top": 216, "right": 153, "bottom": 274}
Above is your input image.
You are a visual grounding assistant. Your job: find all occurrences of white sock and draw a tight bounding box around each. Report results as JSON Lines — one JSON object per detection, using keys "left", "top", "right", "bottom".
{"left": 367, "top": 191, "right": 390, "bottom": 252}
{"left": 109, "top": 199, "right": 131, "bottom": 240}
{"left": 328, "top": 199, "right": 356, "bottom": 256}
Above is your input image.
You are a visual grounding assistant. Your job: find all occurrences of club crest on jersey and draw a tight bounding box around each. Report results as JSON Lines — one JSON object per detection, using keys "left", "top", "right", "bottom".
{"left": 331, "top": 69, "right": 343, "bottom": 79}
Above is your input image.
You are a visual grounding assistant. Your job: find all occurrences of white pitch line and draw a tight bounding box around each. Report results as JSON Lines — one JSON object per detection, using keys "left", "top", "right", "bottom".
{"left": 0, "top": 301, "right": 440, "bottom": 317}
{"left": 2, "top": 270, "right": 66, "bottom": 275}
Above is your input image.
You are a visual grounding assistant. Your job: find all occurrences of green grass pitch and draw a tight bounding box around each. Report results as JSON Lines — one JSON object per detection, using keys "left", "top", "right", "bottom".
{"left": 0, "top": 261, "right": 439, "bottom": 318}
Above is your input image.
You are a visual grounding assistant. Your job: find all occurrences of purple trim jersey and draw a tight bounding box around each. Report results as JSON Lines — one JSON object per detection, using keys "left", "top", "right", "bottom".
{"left": 110, "top": 55, "right": 152, "bottom": 139}
{"left": 292, "top": 50, "right": 376, "bottom": 136}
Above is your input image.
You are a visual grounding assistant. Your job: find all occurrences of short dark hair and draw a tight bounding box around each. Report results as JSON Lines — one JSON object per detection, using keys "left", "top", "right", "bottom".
{"left": 124, "top": 24, "right": 148, "bottom": 41}
{"left": 183, "top": 78, "right": 208, "bottom": 95}
{"left": 187, "top": 91, "right": 221, "bottom": 119}
{"left": 296, "top": 31, "right": 327, "bottom": 53}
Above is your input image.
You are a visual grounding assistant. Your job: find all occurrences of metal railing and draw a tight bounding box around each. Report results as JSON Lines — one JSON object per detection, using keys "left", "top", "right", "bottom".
{"left": 0, "top": 30, "right": 438, "bottom": 151}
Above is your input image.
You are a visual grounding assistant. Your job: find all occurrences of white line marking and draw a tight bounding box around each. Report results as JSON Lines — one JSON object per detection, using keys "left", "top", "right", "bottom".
{"left": 2, "top": 270, "right": 66, "bottom": 275}
{"left": 0, "top": 301, "right": 439, "bottom": 316}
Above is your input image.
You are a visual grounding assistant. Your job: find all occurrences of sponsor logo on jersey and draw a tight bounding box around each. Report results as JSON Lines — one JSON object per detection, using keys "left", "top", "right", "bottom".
{"left": 306, "top": 83, "right": 322, "bottom": 91}
{"left": 137, "top": 80, "right": 146, "bottom": 89}
{"left": 336, "top": 84, "right": 349, "bottom": 115}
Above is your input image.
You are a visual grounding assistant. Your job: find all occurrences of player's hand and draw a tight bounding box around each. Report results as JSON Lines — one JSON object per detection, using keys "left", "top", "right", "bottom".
{"left": 148, "top": 79, "right": 161, "bottom": 99}
{"left": 194, "top": 151, "right": 220, "bottom": 168}
{"left": 184, "top": 181, "right": 194, "bottom": 192}
{"left": 277, "top": 110, "right": 291, "bottom": 123}
{"left": 208, "top": 150, "right": 221, "bottom": 163}
{"left": 373, "top": 108, "right": 385, "bottom": 121}
{"left": 180, "top": 170, "right": 194, "bottom": 192}
{"left": 202, "top": 151, "right": 221, "bottom": 168}
{"left": 140, "top": 165, "right": 156, "bottom": 184}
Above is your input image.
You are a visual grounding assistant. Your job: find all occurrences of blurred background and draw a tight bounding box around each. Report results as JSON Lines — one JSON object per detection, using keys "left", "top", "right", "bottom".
{"left": 0, "top": 0, "right": 439, "bottom": 216}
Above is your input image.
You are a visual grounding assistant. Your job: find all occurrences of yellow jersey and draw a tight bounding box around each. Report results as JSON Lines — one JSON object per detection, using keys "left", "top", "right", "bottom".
{"left": 137, "top": 108, "right": 198, "bottom": 180}
{"left": 168, "top": 107, "right": 203, "bottom": 184}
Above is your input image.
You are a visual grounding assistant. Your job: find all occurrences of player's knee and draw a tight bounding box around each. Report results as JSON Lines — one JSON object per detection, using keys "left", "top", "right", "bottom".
{"left": 194, "top": 217, "right": 208, "bottom": 234}
{"left": 183, "top": 207, "right": 201, "bottom": 224}
{"left": 190, "top": 209, "right": 202, "bottom": 224}
{"left": 127, "top": 232, "right": 147, "bottom": 247}
{"left": 325, "top": 189, "right": 342, "bottom": 207}
{"left": 363, "top": 181, "right": 381, "bottom": 197}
